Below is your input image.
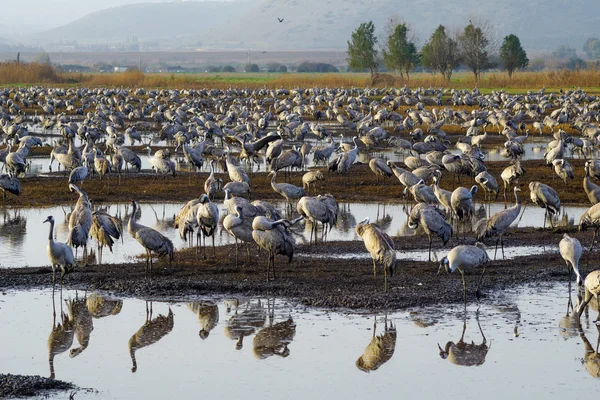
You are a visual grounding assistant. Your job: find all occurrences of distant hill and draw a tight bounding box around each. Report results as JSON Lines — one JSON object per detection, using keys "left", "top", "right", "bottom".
{"left": 32, "top": 1, "right": 254, "bottom": 45}
{"left": 32, "top": 0, "right": 600, "bottom": 51}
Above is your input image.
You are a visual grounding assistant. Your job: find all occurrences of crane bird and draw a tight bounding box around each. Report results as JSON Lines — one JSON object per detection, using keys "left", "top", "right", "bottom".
{"left": 302, "top": 170, "right": 324, "bottom": 194}
{"left": 128, "top": 201, "right": 174, "bottom": 279}
{"left": 552, "top": 159, "right": 574, "bottom": 184}
{"left": 90, "top": 208, "right": 122, "bottom": 264}
{"left": 577, "top": 270, "right": 600, "bottom": 319}
{"left": 583, "top": 161, "right": 600, "bottom": 205}
{"left": 439, "top": 243, "right": 490, "bottom": 304}
{"left": 559, "top": 234, "right": 583, "bottom": 286}
{"left": 475, "top": 186, "right": 522, "bottom": 259}
{"left": 451, "top": 185, "right": 478, "bottom": 236}
{"left": 529, "top": 181, "right": 560, "bottom": 228}
{"left": 196, "top": 194, "right": 219, "bottom": 258}
{"left": 475, "top": 171, "right": 499, "bottom": 201}
{"left": 67, "top": 184, "right": 93, "bottom": 259}
{"left": 408, "top": 203, "right": 453, "bottom": 262}
{"left": 355, "top": 217, "right": 396, "bottom": 292}
{"left": 44, "top": 215, "right": 76, "bottom": 284}
{"left": 369, "top": 157, "right": 393, "bottom": 184}
{"left": 269, "top": 170, "right": 305, "bottom": 209}
{"left": 579, "top": 203, "right": 600, "bottom": 251}
{"left": 223, "top": 205, "right": 254, "bottom": 266}
{"left": 204, "top": 160, "right": 221, "bottom": 200}
{"left": 297, "top": 195, "right": 338, "bottom": 245}
{"left": 501, "top": 162, "right": 525, "bottom": 201}
{"left": 329, "top": 136, "right": 359, "bottom": 176}
{"left": 0, "top": 173, "right": 21, "bottom": 202}
{"left": 252, "top": 216, "right": 303, "bottom": 281}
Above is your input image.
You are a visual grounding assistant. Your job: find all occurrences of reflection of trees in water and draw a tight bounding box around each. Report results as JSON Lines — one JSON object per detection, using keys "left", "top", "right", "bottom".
{"left": 0, "top": 208, "right": 26, "bottom": 248}
{"left": 356, "top": 316, "right": 397, "bottom": 373}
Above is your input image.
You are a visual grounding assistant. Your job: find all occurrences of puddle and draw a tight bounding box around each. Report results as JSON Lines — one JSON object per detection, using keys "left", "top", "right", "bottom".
{"left": 0, "top": 201, "right": 587, "bottom": 268}
{"left": 0, "top": 284, "right": 598, "bottom": 399}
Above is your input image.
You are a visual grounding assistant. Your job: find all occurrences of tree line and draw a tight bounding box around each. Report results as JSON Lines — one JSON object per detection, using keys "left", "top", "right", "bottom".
{"left": 347, "top": 20, "right": 529, "bottom": 83}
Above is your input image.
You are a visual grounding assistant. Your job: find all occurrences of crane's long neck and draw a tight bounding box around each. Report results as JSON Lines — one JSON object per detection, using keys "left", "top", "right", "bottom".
{"left": 48, "top": 220, "right": 54, "bottom": 241}
{"left": 129, "top": 203, "right": 138, "bottom": 232}
{"left": 514, "top": 189, "right": 521, "bottom": 207}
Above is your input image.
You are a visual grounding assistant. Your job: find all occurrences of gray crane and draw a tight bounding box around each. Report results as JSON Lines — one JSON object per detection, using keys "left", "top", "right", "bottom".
{"left": 297, "top": 195, "right": 338, "bottom": 244}
{"left": 128, "top": 201, "right": 174, "bottom": 279}
{"left": 552, "top": 159, "right": 574, "bottom": 184}
{"left": 44, "top": 215, "right": 76, "bottom": 284}
{"left": 475, "top": 186, "right": 522, "bottom": 259}
{"left": 90, "top": 208, "right": 122, "bottom": 264}
{"left": 576, "top": 270, "right": 600, "bottom": 319}
{"left": 579, "top": 203, "right": 600, "bottom": 250}
{"left": 475, "top": 171, "right": 499, "bottom": 201}
{"left": 501, "top": 161, "right": 525, "bottom": 201}
{"left": 439, "top": 243, "right": 490, "bottom": 304}
{"left": 355, "top": 217, "right": 396, "bottom": 292}
{"left": 67, "top": 184, "right": 92, "bottom": 259}
{"left": 269, "top": 170, "right": 305, "bottom": 208}
{"left": 196, "top": 194, "right": 219, "bottom": 258}
{"left": 223, "top": 205, "right": 254, "bottom": 266}
{"left": 252, "top": 215, "right": 302, "bottom": 281}
{"left": 302, "top": 170, "right": 324, "bottom": 194}
{"left": 0, "top": 173, "right": 21, "bottom": 202}
{"left": 529, "top": 181, "right": 560, "bottom": 228}
{"left": 408, "top": 203, "right": 453, "bottom": 262}
{"left": 583, "top": 162, "right": 600, "bottom": 205}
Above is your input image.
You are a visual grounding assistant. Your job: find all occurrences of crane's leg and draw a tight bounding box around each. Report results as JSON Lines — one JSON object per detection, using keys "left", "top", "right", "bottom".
{"left": 543, "top": 209, "right": 547, "bottom": 230}
{"left": 459, "top": 269, "right": 467, "bottom": 307}
{"left": 590, "top": 228, "right": 599, "bottom": 251}
{"left": 475, "top": 267, "right": 487, "bottom": 298}
{"left": 384, "top": 262, "right": 388, "bottom": 292}
{"left": 212, "top": 234, "right": 216, "bottom": 257}
{"left": 494, "top": 237, "right": 500, "bottom": 260}
{"left": 246, "top": 244, "right": 251, "bottom": 264}
{"left": 428, "top": 235, "right": 432, "bottom": 262}
{"left": 372, "top": 259, "right": 377, "bottom": 281}
{"left": 272, "top": 254, "right": 276, "bottom": 281}
{"left": 235, "top": 239, "right": 239, "bottom": 267}
{"left": 501, "top": 235, "right": 505, "bottom": 259}
{"left": 266, "top": 252, "right": 271, "bottom": 282}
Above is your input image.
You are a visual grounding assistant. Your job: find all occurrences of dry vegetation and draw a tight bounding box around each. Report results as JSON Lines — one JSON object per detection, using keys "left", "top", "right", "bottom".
{"left": 2, "top": 61, "right": 600, "bottom": 90}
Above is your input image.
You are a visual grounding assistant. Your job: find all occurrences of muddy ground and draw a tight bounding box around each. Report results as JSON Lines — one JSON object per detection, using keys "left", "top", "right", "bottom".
{"left": 5, "top": 158, "right": 595, "bottom": 207}
{"left": 0, "top": 374, "right": 75, "bottom": 398}
{"left": 0, "top": 227, "right": 596, "bottom": 310}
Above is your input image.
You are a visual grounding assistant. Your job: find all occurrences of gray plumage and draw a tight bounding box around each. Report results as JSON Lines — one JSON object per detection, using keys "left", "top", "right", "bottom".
{"left": 475, "top": 187, "right": 522, "bottom": 259}
{"left": 223, "top": 206, "right": 255, "bottom": 265}
{"left": 270, "top": 171, "right": 305, "bottom": 204}
{"left": 579, "top": 203, "right": 600, "bottom": 251}
{"left": 552, "top": 159, "right": 574, "bottom": 184}
{"left": 44, "top": 215, "right": 75, "bottom": 283}
{"left": 196, "top": 194, "right": 219, "bottom": 258}
{"left": 67, "top": 184, "right": 92, "bottom": 254}
{"left": 440, "top": 242, "right": 490, "bottom": 303}
{"left": 355, "top": 217, "right": 396, "bottom": 292}
{"left": 583, "top": 161, "right": 600, "bottom": 205}
{"left": 0, "top": 173, "right": 21, "bottom": 200}
{"left": 475, "top": 171, "right": 498, "bottom": 201}
{"left": 529, "top": 181, "right": 560, "bottom": 228}
{"left": 90, "top": 208, "right": 122, "bottom": 262}
{"left": 297, "top": 195, "right": 338, "bottom": 244}
{"left": 252, "top": 216, "right": 303, "bottom": 281}
{"left": 500, "top": 161, "right": 525, "bottom": 200}
{"left": 302, "top": 170, "right": 324, "bottom": 194}
{"left": 369, "top": 158, "right": 393, "bottom": 181}
{"left": 408, "top": 203, "right": 453, "bottom": 262}
{"left": 128, "top": 201, "right": 174, "bottom": 278}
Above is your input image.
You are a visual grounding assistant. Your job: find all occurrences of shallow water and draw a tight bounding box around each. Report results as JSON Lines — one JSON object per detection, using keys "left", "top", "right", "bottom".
{"left": 0, "top": 201, "right": 587, "bottom": 268}
{"left": 0, "top": 284, "right": 598, "bottom": 399}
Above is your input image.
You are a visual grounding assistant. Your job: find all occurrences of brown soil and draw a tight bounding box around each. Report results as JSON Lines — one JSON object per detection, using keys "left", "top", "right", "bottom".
{"left": 0, "top": 227, "right": 595, "bottom": 310}
{"left": 5, "top": 157, "right": 595, "bottom": 207}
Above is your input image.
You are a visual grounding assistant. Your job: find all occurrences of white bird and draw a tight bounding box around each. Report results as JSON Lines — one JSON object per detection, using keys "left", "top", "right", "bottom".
{"left": 501, "top": 162, "right": 525, "bottom": 201}
{"left": 44, "top": 215, "right": 75, "bottom": 283}
{"left": 128, "top": 201, "right": 174, "bottom": 278}
{"left": 559, "top": 234, "right": 583, "bottom": 286}
{"left": 355, "top": 217, "right": 396, "bottom": 292}
{"left": 475, "top": 186, "right": 522, "bottom": 259}
{"left": 440, "top": 243, "right": 490, "bottom": 304}
{"left": 529, "top": 181, "right": 560, "bottom": 228}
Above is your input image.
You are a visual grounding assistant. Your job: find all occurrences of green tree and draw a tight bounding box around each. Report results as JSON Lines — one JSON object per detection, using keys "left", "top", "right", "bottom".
{"left": 347, "top": 21, "right": 378, "bottom": 76}
{"left": 244, "top": 63, "right": 260, "bottom": 73}
{"left": 421, "top": 25, "right": 460, "bottom": 83}
{"left": 458, "top": 23, "right": 492, "bottom": 84}
{"left": 222, "top": 65, "right": 236, "bottom": 72}
{"left": 566, "top": 57, "right": 586, "bottom": 70}
{"left": 583, "top": 37, "right": 600, "bottom": 60}
{"left": 382, "top": 23, "right": 420, "bottom": 80}
{"left": 499, "top": 34, "right": 528, "bottom": 78}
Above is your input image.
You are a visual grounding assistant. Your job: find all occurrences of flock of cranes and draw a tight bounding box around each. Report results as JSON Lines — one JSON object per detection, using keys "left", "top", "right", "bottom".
{"left": 0, "top": 84, "right": 599, "bottom": 316}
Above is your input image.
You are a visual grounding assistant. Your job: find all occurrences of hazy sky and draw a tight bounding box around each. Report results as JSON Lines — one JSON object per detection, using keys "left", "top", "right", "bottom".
{"left": 2, "top": 0, "right": 234, "bottom": 36}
